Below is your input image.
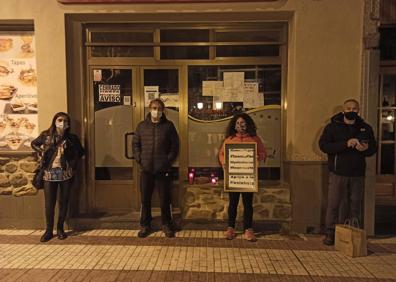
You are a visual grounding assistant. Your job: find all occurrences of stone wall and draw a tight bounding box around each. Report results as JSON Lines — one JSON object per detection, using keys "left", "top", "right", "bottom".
{"left": 0, "top": 155, "right": 38, "bottom": 197}
{"left": 183, "top": 183, "right": 292, "bottom": 230}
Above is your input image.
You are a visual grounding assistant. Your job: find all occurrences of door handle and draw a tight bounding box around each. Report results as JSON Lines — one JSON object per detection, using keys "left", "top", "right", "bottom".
{"left": 124, "top": 132, "right": 134, "bottom": 159}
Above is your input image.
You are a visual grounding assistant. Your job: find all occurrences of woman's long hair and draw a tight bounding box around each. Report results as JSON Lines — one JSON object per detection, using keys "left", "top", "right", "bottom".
{"left": 226, "top": 112, "right": 257, "bottom": 138}
{"left": 45, "top": 112, "right": 71, "bottom": 142}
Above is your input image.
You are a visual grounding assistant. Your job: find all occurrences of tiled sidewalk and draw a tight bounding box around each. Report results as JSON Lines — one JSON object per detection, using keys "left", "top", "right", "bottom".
{"left": 0, "top": 229, "right": 395, "bottom": 281}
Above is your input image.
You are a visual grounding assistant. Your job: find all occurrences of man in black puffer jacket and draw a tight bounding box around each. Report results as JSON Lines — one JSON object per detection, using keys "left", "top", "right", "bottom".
{"left": 319, "top": 99, "right": 376, "bottom": 246}
{"left": 132, "top": 98, "right": 179, "bottom": 238}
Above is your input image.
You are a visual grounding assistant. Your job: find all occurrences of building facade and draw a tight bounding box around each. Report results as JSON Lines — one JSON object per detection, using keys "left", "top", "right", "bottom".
{"left": 1, "top": 0, "right": 392, "bottom": 235}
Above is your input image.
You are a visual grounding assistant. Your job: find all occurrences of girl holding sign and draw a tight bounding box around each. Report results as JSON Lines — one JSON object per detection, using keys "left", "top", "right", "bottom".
{"left": 219, "top": 113, "right": 266, "bottom": 241}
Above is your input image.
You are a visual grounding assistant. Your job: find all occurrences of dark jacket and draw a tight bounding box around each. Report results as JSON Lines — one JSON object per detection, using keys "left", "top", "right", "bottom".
{"left": 31, "top": 131, "right": 85, "bottom": 171}
{"left": 319, "top": 112, "right": 377, "bottom": 177}
{"left": 132, "top": 113, "right": 179, "bottom": 174}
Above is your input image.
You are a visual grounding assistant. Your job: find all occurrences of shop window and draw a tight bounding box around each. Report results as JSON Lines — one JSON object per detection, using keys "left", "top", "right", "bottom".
{"left": 216, "top": 45, "right": 279, "bottom": 57}
{"left": 89, "top": 30, "right": 154, "bottom": 57}
{"left": 160, "top": 29, "right": 209, "bottom": 42}
{"left": 380, "top": 27, "right": 396, "bottom": 61}
{"left": 187, "top": 65, "right": 281, "bottom": 183}
{"left": 86, "top": 24, "right": 284, "bottom": 60}
{"left": 160, "top": 46, "right": 209, "bottom": 60}
{"left": 378, "top": 74, "right": 396, "bottom": 175}
{"left": 90, "top": 31, "right": 153, "bottom": 43}
{"left": 215, "top": 30, "right": 281, "bottom": 43}
{"left": 381, "top": 144, "right": 394, "bottom": 174}
{"left": 91, "top": 46, "right": 154, "bottom": 57}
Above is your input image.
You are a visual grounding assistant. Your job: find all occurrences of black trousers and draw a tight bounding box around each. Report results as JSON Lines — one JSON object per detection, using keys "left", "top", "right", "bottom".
{"left": 43, "top": 180, "right": 72, "bottom": 232}
{"left": 140, "top": 171, "right": 172, "bottom": 227}
{"left": 325, "top": 173, "right": 364, "bottom": 234}
{"left": 228, "top": 192, "right": 254, "bottom": 230}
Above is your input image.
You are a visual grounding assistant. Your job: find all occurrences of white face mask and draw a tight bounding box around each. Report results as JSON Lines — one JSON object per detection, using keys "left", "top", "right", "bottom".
{"left": 55, "top": 121, "right": 68, "bottom": 130}
{"left": 151, "top": 110, "right": 163, "bottom": 120}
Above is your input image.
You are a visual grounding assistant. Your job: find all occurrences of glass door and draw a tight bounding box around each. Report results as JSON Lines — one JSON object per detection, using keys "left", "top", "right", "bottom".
{"left": 88, "top": 66, "right": 141, "bottom": 213}
{"left": 93, "top": 68, "right": 134, "bottom": 180}
{"left": 87, "top": 66, "right": 181, "bottom": 213}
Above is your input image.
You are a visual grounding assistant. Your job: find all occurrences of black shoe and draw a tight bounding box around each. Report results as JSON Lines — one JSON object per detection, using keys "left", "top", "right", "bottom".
{"left": 138, "top": 226, "right": 151, "bottom": 238}
{"left": 322, "top": 234, "right": 335, "bottom": 246}
{"left": 162, "top": 225, "right": 175, "bottom": 238}
{"left": 57, "top": 228, "right": 68, "bottom": 240}
{"left": 40, "top": 231, "right": 53, "bottom": 242}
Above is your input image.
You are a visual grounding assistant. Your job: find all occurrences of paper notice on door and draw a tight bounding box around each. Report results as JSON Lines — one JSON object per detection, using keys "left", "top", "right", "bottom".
{"left": 202, "top": 81, "right": 223, "bottom": 96}
{"left": 243, "top": 82, "right": 263, "bottom": 108}
{"left": 221, "top": 88, "right": 243, "bottom": 102}
{"left": 93, "top": 69, "right": 102, "bottom": 82}
{"left": 224, "top": 72, "right": 244, "bottom": 90}
{"left": 144, "top": 86, "right": 159, "bottom": 106}
{"left": 123, "top": 96, "right": 131, "bottom": 105}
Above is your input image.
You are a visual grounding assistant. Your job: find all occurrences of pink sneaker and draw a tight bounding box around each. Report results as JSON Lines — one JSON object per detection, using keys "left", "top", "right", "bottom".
{"left": 224, "top": 227, "right": 236, "bottom": 240}
{"left": 244, "top": 229, "right": 257, "bottom": 242}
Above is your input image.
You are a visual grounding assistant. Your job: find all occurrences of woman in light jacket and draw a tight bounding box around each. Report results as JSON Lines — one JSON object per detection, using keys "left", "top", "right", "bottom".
{"left": 219, "top": 113, "right": 266, "bottom": 242}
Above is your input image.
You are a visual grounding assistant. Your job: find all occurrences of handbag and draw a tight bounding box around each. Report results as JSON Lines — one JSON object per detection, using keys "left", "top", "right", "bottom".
{"left": 32, "top": 162, "right": 45, "bottom": 189}
{"left": 335, "top": 218, "right": 367, "bottom": 257}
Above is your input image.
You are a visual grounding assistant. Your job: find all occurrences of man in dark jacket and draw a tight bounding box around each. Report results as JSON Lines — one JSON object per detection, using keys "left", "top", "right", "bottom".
{"left": 132, "top": 98, "right": 179, "bottom": 238}
{"left": 319, "top": 99, "right": 376, "bottom": 245}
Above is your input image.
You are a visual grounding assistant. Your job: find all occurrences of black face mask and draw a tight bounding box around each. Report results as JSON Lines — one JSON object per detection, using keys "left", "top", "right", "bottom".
{"left": 344, "top": 111, "right": 359, "bottom": 121}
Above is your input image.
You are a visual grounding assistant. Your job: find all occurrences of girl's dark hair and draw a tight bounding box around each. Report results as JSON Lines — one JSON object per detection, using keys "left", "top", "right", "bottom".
{"left": 226, "top": 112, "right": 257, "bottom": 138}
{"left": 45, "top": 112, "right": 71, "bottom": 140}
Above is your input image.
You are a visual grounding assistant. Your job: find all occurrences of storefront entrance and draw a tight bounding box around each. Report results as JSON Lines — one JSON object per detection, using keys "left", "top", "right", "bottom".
{"left": 64, "top": 14, "right": 287, "bottom": 225}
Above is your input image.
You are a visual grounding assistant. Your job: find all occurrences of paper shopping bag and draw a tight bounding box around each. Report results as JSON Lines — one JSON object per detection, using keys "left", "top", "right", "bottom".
{"left": 335, "top": 224, "right": 367, "bottom": 257}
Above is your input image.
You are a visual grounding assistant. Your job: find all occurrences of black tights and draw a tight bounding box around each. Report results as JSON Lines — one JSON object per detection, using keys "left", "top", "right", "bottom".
{"left": 43, "top": 180, "right": 72, "bottom": 232}
{"left": 228, "top": 192, "right": 254, "bottom": 230}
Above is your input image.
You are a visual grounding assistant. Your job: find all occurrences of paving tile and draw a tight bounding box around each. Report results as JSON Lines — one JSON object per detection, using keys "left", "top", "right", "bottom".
{"left": 0, "top": 230, "right": 395, "bottom": 281}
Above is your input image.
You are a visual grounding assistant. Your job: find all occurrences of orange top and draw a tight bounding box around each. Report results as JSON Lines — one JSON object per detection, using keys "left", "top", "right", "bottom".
{"left": 218, "top": 133, "right": 266, "bottom": 166}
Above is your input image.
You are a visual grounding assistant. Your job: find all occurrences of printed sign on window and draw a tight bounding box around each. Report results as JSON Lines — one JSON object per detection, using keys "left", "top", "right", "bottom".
{"left": 98, "top": 85, "right": 121, "bottom": 103}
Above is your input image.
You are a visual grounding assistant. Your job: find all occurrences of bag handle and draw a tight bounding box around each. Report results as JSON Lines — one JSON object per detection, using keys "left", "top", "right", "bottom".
{"left": 343, "top": 217, "right": 360, "bottom": 228}
{"left": 351, "top": 217, "right": 360, "bottom": 228}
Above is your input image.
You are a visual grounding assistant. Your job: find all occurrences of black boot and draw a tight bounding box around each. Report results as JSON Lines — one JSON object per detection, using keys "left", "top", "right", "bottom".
{"left": 57, "top": 222, "right": 68, "bottom": 240}
{"left": 138, "top": 226, "right": 151, "bottom": 238}
{"left": 40, "top": 230, "right": 53, "bottom": 242}
{"left": 162, "top": 224, "right": 175, "bottom": 238}
{"left": 322, "top": 233, "right": 335, "bottom": 246}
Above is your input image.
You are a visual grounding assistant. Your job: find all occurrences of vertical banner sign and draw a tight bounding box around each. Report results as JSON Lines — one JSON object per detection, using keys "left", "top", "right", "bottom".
{"left": 224, "top": 142, "right": 258, "bottom": 192}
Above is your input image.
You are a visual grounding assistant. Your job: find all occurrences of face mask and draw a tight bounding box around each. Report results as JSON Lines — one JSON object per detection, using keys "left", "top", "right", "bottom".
{"left": 235, "top": 123, "right": 247, "bottom": 133}
{"left": 151, "top": 110, "right": 163, "bottom": 119}
{"left": 344, "top": 111, "right": 358, "bottom": 121}
{"left": 55, "top": 121, "right": 68, "bottom": 130}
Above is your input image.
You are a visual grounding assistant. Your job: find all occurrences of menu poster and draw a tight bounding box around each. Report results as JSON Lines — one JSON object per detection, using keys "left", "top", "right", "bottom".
{"left": 0, "top": 33, "right": 38, "bottom": 152}
{"left": 224, "top": 142, "right": 258, "bottom": 193}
